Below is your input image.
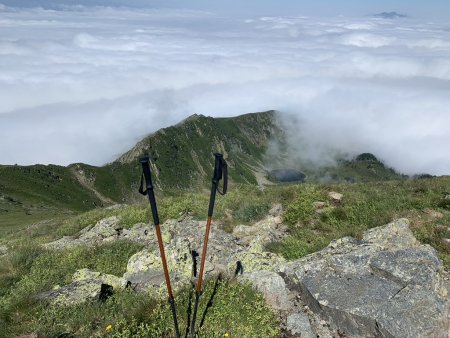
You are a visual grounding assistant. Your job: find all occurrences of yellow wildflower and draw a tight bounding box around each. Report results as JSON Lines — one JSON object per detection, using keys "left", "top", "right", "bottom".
{"left": 224, "top": 333, "right": 229, "bottom": 338}
{"left": 106, "top": 325, "right": 113, "bottom": 332}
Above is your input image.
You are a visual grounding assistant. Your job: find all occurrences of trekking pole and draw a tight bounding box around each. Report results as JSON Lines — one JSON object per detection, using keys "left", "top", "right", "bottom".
{"left": 138, "top": 156, "right": 181, "bottom": 338}
{"left": 190, "top": 153, "right": 227, "bottom": 338}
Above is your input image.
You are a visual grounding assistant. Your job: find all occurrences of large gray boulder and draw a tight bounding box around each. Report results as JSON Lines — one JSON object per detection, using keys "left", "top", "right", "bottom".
{"left": 283, "top": 219, "right": 449, "bottom": 338}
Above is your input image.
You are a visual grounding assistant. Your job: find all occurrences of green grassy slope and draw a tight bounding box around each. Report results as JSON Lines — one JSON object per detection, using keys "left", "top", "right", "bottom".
{"left": 0, "top": 165, "right": 104, "bottom": 236}
{"left": 114, "top": 111, "right": 280, "bottom": 190}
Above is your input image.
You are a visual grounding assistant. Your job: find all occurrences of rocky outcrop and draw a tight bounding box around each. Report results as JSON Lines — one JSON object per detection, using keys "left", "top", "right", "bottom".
{"left": 44, "top": 216, "right": 157, "bottom": 250}
{"left": 124, "top": 207, "right": 287, "bottom": 294}
{"left": 38, "top": 268, "right": 126, "bottom": 305}
{"left": 41, "top": 205, "right": 288, "bottom": 303}
{"left": 282, "top": 219, "right": 449, "bottom": 338}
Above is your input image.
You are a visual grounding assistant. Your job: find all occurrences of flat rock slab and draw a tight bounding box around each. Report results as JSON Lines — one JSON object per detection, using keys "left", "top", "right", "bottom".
{"left": 38, "top": 280, "right": 102, "bottom": 306}
{"left": 283, "top": 219, "right": 449, "bottom": 338}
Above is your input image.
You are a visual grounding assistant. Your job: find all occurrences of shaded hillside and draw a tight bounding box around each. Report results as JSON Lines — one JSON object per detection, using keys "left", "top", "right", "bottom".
{"left": 303, "top": 153, "right": 406, "bottom": 183}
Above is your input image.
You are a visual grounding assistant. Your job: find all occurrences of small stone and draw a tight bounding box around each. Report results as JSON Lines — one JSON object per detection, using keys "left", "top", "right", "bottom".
{"left": 274, "top": 216, "right": 283, "bottom": 225}
{"left": 269, "top": 203, "right": 283, "bottom": 216}
{"left": 313, "top": 201, "right": 327, "bottom": 209}
{"left": 423, "top": 208, "right": 444, "bottom": 219}
{"left": 0, "top": 244, "right": 7, "bottom": 256}
{"left": 328, "top": 192, "right": 343, "bottom": 203}
{"left": 442, "top": 238, "right": 450, "bottom": 246}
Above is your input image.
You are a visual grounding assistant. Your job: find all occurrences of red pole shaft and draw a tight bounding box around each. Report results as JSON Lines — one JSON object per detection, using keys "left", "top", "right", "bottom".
{"left": 155, "top": 223, "right": 174, "bottom": 299}
{"left": 196, "top": 216, "right": 212, "bottom": 293}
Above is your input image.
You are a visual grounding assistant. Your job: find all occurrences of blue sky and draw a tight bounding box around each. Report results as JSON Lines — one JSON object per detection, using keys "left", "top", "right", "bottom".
{"left": 1, "top": 0, "right": 450, "bottom": 19}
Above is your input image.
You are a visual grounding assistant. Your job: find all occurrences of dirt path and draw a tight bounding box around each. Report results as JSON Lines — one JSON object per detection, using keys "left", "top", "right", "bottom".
{"left": 70, "top": 167, "right": 115, "bottom": 206}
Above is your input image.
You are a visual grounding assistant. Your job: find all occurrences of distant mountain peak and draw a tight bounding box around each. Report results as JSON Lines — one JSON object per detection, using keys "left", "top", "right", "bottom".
{"left": 373, "top": 12, "right": 407, "bottom": 19}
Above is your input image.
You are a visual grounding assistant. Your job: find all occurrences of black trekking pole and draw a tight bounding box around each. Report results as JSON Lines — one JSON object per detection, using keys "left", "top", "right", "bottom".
{"left": 138, "top": 156, "right": 181, "bottom": 338}
{"left": 190, "top": 153, "right": 227, "bottom": 338}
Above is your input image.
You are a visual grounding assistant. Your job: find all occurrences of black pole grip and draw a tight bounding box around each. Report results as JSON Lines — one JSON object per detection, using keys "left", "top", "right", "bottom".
{"left": 207, "top": 183, "right": 217, "bottom": 218}
{"left": 212, "top": 153, "right": 223, "bottom": 184}
{"left": 207, "top": 153, "right": 223, "bottom": 217}
{"left": 213, "top": 153, "right": 227, "bottom": 195}
{"left": 139, "top": 156, "right": 160, "bottom": 226}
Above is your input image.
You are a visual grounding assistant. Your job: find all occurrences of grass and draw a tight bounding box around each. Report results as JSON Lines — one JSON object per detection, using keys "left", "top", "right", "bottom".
{"left": 0, "top": 238, "right": 279, "bottom": 337}
{"left": 267, "top": 177, "right": 450, "bottom": 266}
{"left": 107, "top": 278, "right": 280, "bottom": 338}
{"left": 0, "top": 240, "right": 144, "bottom": 337}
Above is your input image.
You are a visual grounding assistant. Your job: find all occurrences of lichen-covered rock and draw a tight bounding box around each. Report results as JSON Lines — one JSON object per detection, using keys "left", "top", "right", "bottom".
{"left": 73, "top": 268, "right": 126, "bottom": 290}
{"left": 233, "top": 214, "right": 288, "bottom": 247}
{"left": 44, "top": 217, "right": 160, "bottom": 250}
{"left": 124, "top": 270, "right": 190, "bottom": 297}
{"left": 283, "top": 219, "right": 449, "bottom": 338}
{"left": 38, "top": 280, "right": 101, "bottom": 305}
{"left": 123, "top": 214, "right": 288, "bottom": 293}
{"left": 38, "top": 268, "right": 126, "bottom": 305}
{"left": 79, "top": 216, "right": 120, "bottom": 240}
{"left": 125, "top": 249, "right": 163, "bottom": 274}
{"left": 240, "top": 270, "right": 291, "bottom": 311}
{"left": 233, "top": 243, "right": 286, "bottom": 273}
{"left": 42, "top": 236, "right": 79, "bottom": 250}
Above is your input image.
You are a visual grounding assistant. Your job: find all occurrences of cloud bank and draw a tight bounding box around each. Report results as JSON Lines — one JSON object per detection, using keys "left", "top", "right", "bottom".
{"left": 0, "top": 5, "right": 449, "bottom": 175}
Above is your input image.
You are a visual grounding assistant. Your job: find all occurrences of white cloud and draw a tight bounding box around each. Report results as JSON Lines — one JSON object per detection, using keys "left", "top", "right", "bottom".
{"left": 336, "top": 33, "right": 396, "bottom": 47}
{"left": 0, "top": 6, "right": 449, "bottom": 175}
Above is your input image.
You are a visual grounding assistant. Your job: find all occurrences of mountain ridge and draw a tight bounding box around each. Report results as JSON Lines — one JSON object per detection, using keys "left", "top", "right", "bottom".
{"left": 0, "top": 110, "right": 406, "bottom": 225}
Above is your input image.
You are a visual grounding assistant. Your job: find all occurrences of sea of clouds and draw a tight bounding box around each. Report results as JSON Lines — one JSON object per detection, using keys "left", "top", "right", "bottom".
{"left": 0, "top": 5, "right": 449, "bottom": 175}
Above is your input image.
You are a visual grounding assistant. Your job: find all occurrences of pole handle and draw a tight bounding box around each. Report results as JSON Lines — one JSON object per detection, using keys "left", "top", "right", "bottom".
{"left": 139, "top": 155, "right": 160, "bottom": 225}
{"left": 213, "top": 153, "right": 227, "bottom": 195}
